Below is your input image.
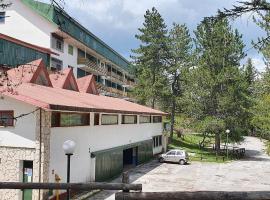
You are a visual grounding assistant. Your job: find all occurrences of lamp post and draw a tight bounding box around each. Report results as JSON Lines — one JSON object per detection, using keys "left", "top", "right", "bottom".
{"left": 62, "top": 140, "right": 76, "bottom": 200}
{"left": 225, "top": 129, "right": 230, "bottom": 160}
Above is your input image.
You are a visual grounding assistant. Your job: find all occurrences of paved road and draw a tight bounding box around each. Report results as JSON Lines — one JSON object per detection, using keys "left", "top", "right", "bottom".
{"left": 87, "top": 137, "right": 270, "bottom": 200}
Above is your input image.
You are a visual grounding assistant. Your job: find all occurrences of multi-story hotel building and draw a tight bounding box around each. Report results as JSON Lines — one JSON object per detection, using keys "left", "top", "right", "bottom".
{"left": 0, "top": 0, "right": 135, "bottom": 99}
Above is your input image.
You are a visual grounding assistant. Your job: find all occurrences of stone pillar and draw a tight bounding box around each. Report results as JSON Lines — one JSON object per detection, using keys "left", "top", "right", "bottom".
{"left": 33, "top": 109, "right": 51, "bottom": 200}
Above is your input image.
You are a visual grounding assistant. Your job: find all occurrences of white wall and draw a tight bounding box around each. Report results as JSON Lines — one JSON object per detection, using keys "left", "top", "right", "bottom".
{"left": 51, "top": 41, "right": 79, "bottom": 77}
{"left": 0, "top": 96, "right": 37, "bottom": 142}
{"left": 0, "top": 0, "right": 57, "bottom": 48}
{"left": 49, "top": 113, "right": 163, "bottom": 183}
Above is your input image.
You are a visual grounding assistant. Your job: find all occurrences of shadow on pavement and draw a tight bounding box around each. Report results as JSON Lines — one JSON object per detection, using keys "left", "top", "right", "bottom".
{"left": 86, "top": 159, "right": 162, "bottom": 200}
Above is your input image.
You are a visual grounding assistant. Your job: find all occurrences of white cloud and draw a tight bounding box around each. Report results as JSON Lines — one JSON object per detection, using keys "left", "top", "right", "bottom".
{"left": 252, "top": 57, "right": 266, "bottom": 72}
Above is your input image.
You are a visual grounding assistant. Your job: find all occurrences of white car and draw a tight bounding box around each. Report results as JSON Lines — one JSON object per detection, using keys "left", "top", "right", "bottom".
{"left": 158, "top": 149, "right": 189, "bottom": 165}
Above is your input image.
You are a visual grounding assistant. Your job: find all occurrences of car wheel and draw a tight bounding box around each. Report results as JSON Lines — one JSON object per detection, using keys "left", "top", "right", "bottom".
{"left": 159, "top": 157, "right": 164, "bottom": 163}
{"left": 179, "top": 159, "right": 185, "bottom": 165}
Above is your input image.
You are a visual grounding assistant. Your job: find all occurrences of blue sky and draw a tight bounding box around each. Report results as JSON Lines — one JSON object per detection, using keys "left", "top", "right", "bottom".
{"left": 51, "top": 0, "right": 266, "bottom": 71}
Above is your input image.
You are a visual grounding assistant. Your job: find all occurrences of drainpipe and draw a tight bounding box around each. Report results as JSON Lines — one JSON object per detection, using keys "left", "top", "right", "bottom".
{"left": 38, "top": 108, "right": 42, "bottom": 200}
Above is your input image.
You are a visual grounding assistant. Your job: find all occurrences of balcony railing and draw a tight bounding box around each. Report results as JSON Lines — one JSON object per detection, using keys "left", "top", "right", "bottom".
{"left": 77, "top": 57, "right": 107, "bottom": 75}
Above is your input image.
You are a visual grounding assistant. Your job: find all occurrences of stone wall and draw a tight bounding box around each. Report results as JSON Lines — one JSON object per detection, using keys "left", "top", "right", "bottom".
{"left": 0, "top": 146, "right": 36, "bottom": 200}
{"left": 0, "top": 109, "right": 51, "bottom": 200}
{"left": 34, "top": 109, "right": 51, "bottom": 200}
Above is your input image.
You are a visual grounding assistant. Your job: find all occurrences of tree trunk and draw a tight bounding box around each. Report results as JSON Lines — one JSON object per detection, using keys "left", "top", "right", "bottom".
{"left": 215, "top": 132, "right": 221, "bottom": 152}
{"left": 169, "top": 99, "right": 176, "bottom": 144}
{"left": 151, "top": 98, "right": 156, "bottom": 109}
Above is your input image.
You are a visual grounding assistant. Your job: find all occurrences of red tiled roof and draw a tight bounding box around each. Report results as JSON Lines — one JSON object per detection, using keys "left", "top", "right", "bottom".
{"left": 0, "top": 33, "right": 58, "bottom": 56}
{"left": 4, "top": 59, "right": 52, "bottom": 87}
{"left": 77, "top": 74, "right": 98, "bottom": 95}
{"left": 49, "top": 68, "right": 79, "bottom": 91}
{"left": 1, "top": 59, "right": 166, "bottom": 115}
{"left": 2, "top": 83, "right": 166, "bottom": 115}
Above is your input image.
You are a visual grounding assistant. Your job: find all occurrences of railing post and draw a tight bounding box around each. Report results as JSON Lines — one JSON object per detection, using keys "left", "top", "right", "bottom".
{"left": 122, "top": 172, "right": 129, "bottom": 193}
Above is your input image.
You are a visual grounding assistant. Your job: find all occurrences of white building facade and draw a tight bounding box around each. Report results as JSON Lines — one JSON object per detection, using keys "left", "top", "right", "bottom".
{"left": 0, "top": 59, "right": 166, "bottom": 200}
{"left": 0, "top": 0, "right": 136, "bottom": 99}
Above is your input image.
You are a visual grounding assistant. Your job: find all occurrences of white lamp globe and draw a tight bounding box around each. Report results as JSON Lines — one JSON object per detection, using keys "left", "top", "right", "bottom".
{"left": 63, "top": 140, "right": 76, "bottom": 155}
{"left": 225, "top": 129, "right": 230, "bottom": 134}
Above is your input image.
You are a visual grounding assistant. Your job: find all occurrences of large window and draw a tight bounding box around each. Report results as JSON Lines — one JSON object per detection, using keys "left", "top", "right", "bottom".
{"left": 51, "top": 57, "right": 63, "bottom": 71}
{"left": 51, "top": 112, "right": 90, "bottom": 127}
{"left": 101, "top": 114, "right": 118, "bottom": 125}
{"left": 51, "top": 34, "right": 64, "bottom": 52}
{"left": 0, "top": 111, "right": 14, "bottom": 126}
{"left": 0, "top": 12, "right": 5, "bottom": 23}
{"left": 139, "top": 115, "right": 151, "bottom": 123}
{"left": 122, "top": 115, "right": 137, "bottom": 124}
{"left": 153, "top": 135, "right": 162, "bottom": 148}
{"left": 153, "top": 116, "right": 162, "bottom": 123}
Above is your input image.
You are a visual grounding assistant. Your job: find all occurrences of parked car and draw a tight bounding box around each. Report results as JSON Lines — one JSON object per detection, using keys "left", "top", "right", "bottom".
{"left": 158, "top": 149, "right": 189, "bottom": 165}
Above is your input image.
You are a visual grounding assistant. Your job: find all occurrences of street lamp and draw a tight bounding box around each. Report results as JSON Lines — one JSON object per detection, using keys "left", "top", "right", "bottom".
{"left": 225, "top": 129, "right": 230, "bottom": 160}
{"left": 63, "top": 140, "right": 76, "bottom": 200}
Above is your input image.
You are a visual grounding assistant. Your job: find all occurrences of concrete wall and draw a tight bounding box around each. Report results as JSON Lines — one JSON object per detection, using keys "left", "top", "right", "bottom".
{"left": 0, "top": 97, "right": 51, "bottom": 200}
{"left": 0, "top": 96, "right": 36, "bottom": 141}
{"left": 0, "top": 0, "right": 56, "bottom": 48}
{"left": 49, "top": 112, "right": 163, "bottom": 183}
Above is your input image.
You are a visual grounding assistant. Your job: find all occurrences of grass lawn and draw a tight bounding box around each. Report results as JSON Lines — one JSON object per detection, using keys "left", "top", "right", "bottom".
{"left": 168, "top": 133, "right": 232, "bottom": 163}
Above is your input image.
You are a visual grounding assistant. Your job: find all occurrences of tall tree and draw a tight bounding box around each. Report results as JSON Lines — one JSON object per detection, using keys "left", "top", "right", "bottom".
{"left": 190, "top": 18, "right": 245, "bottom": 151}
{"left": 164, "top": 23, "right": 193, "bottom": 141}
{"left": 241, "top": 58, "right": 257, "bottom": 134}
{"left": 132, "top": 7, "right": 168, "bottom": 108}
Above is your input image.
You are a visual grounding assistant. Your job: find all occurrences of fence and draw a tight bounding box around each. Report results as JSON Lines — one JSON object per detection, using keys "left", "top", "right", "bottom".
{"left": 1, "top": 172, "right": 270, "bottom": 200}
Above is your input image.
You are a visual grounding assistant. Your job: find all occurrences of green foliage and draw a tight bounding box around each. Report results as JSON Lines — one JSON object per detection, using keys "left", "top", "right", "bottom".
{"left": 251, "top": 94, "right": 270, "bottom": 137}
{"left": 131, "top": 7, "right": 168, "bottom": 108}
{"left": 185, "top": 18, "right": 247, "bottom": 148}
{"left": 169, "top": 134, "right": 229, "bottom": 162}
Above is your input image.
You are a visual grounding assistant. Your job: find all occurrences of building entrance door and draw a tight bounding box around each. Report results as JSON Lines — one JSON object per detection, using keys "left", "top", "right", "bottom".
{"left": 123, "top": 147, "right": 138, "bottom": 169}
{"left": 22, "top": 161, "right": 33, "bottom": 200}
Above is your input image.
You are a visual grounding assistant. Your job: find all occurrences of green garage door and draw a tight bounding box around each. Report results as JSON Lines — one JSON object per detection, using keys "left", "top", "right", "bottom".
{"left": 95, "top": 140, "right": 153, "bottom": 181}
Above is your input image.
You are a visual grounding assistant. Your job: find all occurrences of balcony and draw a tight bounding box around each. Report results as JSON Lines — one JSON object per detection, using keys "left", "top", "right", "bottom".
{"left": 77, "top": 57, "right": 107, "bottom": 75}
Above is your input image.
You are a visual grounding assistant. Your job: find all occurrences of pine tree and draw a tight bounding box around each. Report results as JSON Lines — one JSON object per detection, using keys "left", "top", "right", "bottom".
{"left": 191, "top": 18, "right": 246, "bottom": 151}
{"left": 131, "top": 7, "right": 168, "bottom": 108}
{"left": 164, "top": 23, "right": 193, "bottom": 141}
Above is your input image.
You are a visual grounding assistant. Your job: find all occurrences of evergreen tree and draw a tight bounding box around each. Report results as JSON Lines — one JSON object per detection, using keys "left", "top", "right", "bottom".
{"left": 164, "top": 23, "right": 193, "bottom": 141}
{"left": 190, "top": 18, "right": 246, "bottom": 151}
{"left": 132, "top": 7, "right": 168, "bottom": 108}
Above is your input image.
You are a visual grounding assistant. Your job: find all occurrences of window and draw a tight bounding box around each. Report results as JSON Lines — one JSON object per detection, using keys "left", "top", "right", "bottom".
{"left": 51, "top": 112, "right": 90, "bottom": 127}
{"left": 51, "top": 34, "right": 64, "bottom": 52}
{"left": 101, "top": 114, "right": 118, "bottom": 125}
{"left": 68, "top": 45, "right": 73, "bottom": 55}
{"left": 167, "top": 150, "right": 176, "bottom": 155}
{"left": 51, "top": 57, "right": 63, "bottom": 71}
{"left": 94, "top": 113, "right": 100, "bottom": 125}
{"left": 122, "top": 115, "right": 137, "bottom": 124}
{"left": 0, "top": 12, "right": 5, "bottom": 23}
{"left": 0, "top": 111, "right": 14, "bottom": 126}
{"left": 139, "top": 115, "right": 151, "bottom": 123}
{"left": 153, "top": 116, "right": 162, "bottom": 123}
{"left": 153, "top": 135, "right": 162, "bottom": 148}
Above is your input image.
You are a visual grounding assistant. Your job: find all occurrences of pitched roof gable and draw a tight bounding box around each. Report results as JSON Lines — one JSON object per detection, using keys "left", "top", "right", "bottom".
{"left": 6, "top": 59, "right": 52, "bottom": 87}
{"left": 77, "top": 75, "right": 99, "bottom": 95}
{"left": 49, "top": 68, "right": 79, "bottom": 91}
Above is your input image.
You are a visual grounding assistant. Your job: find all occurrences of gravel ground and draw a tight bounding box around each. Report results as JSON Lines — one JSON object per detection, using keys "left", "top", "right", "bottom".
{"left": 87, "top": 136, "right": 270, "bottom": 200}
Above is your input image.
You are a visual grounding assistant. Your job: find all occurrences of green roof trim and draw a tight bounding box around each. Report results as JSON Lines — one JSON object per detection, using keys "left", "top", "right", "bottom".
{"left": 22, "top": 0, "right": 131, "bottom": 71}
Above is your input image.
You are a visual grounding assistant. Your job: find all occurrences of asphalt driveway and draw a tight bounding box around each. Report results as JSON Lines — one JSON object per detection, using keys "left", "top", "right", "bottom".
{"left": 87, "top": 137, "right": 270, "bottom": 200}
